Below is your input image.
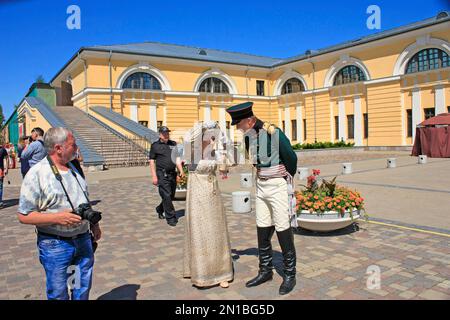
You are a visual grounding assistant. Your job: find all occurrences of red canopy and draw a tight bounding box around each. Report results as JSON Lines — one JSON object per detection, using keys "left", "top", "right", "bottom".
{"left": 412, "top": 113, "right": 450, "bottom": 158}
{"left": 418, "top": 113, "right": 450, "bottom": 126}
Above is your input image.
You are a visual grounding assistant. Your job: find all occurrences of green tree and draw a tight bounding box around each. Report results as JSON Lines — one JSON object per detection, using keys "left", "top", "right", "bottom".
{"left": 36, "top": 75, "right": 45, "bottom": 83}
{"left": 0, "top": 104, "right": 4, "bottom": 126}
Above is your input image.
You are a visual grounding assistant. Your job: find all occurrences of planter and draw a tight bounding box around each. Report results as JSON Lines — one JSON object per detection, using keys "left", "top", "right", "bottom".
{"left": 297, "top": 209, "right": 360, "bottom": 232}
{"left": 174, "top": 187, "right": 187, "bottom": 200}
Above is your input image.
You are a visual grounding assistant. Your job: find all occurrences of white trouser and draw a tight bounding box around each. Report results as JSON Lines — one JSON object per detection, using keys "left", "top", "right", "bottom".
{"left": 255, "top": 177, "right": 290, "bottom": 232}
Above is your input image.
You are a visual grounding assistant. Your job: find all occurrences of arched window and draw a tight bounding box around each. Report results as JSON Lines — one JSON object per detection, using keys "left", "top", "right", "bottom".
{"left": 122, "top": 72, "right": 162, "bottom": 90}
{"left": 281, "top": 78, "right": 305, "bottom": 95}
{"left": 198, "top": 77, "right": 229, "bottom": 94}
{"left": 406, "top": 48, "right": 449, "bottom": 74}
{"left": 333, "top": 65, "right": 367, "bottom": 86}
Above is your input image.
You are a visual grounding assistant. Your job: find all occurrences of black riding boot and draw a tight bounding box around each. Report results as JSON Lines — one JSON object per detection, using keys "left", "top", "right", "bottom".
{"left": 246, "top": 226, "right": 275, "bottom": 287}
{"left": 276, "top": 227, "right": 297, "bottom": 295}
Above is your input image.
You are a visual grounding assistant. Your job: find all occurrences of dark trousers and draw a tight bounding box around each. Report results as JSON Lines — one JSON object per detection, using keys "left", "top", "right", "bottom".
{"left": 156, "top": 170, "right": 177, "bottom": 223}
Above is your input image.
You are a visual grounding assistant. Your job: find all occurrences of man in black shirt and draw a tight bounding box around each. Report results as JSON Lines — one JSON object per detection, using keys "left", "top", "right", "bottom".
{"left": 149, "top": 126, "right": 185, "bottom": 226}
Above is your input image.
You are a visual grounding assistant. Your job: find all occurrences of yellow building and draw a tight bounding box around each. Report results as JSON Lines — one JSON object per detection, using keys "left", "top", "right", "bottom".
{"left": 41, "top": 12, "right": 450, "bottom": 147}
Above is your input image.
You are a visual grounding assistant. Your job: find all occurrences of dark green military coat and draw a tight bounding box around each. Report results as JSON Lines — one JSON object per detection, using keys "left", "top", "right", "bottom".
{"left": 244, "top": 119, "right": 297, "bottom": 177}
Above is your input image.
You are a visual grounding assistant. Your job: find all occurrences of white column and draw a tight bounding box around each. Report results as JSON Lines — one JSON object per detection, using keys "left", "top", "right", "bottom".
{"left": 412, "top": 88, "right": 421, "bottom": 142}
{"left": 401, "top": 92, "right": 406, "bottom": 146}
{"left": 353, "top": 96, "right": 363, "bottom": 146}
{"left": 284, "top": 105, "right": 291, "bottom": 140}
{"left": 230, "top": 124, "right": 235, "bottom": 143}
{"left": 163, "top": 105, "right": 167, "bottom": 126}
{"left": 296, "top": 103, "right": 302, "bottom": 143}
{"left": 278, "top": 108, "right": 282, "bottom": 128}
{"left": 330, "top": 102, "right": 334, "bottom": 142}
{"left": 338, "top": 98, "right": 346, "bottom": 141}
{"left": 435, "top": 85, "right": 446, "bottom": 115}
{"left": 130, "top": 103, "right": 138, "bottom": 122}
{"left": 204, "top": 104, "right": 211, "bottom": 121}
{"left": 219, "top": 105, "right": 226, "bottom": 133}
{"left": 149, "top": 104, "right": 157, "bottom": 131}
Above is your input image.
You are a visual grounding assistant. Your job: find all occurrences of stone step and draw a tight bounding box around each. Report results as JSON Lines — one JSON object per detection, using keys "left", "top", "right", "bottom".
{"left": 53, "top": 106, "right": 149, "bottom": 168}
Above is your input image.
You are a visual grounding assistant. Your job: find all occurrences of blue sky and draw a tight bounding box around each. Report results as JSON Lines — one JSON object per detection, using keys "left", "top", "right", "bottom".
{"left": 0, "top": 0, "right": 448, "bottom": 119}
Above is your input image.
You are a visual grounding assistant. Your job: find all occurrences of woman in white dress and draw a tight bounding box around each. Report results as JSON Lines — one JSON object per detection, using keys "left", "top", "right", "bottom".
{"left": 182, "top": 121, "right": 234, "bottom": 288}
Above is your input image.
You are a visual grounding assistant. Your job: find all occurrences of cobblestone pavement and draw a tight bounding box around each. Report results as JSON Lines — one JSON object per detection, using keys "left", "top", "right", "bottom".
{"left": 1, "top": 175, "right": 449, "bottom": 300}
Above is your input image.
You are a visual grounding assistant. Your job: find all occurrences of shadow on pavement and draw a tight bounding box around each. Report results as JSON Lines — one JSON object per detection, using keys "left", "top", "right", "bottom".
{"left": 0, "top": 199, "right": 19, "bottom": 209}
{"left": 232, "top": 247, "right": 258, "bottom": 260}
{"left": 232, "top": 248, "right": 286, "bottom": 277}
{"left": 175, "top": 209, "right": 185, "bottom": 219}
{"left": 97, "top": 284, "right": 141, "bottom": 300}
{"left": 294, "top": 223, "right": 360, "bottom": 237}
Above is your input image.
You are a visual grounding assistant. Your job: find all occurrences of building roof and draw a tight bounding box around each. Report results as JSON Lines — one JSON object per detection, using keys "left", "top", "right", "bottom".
{"left": 25, "top": 82, "right": 53, "bottom": 97}
{"left": 88, "top": 42, "right": 284, "bottom": 68}
{"left": 279, "top": 11, "right": 450, "bottom": 66}
{"left": 51, "top": 11, "right": 449, "bottom": 83}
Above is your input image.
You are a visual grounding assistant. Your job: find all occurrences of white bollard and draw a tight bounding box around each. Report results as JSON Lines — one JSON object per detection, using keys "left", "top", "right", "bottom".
{"left": 387, "top": 158, "right": 396, "bottom": 168}
{"left": 297, "top": 167, "right": 309, "bottom": 180}
{"left": 342, "top": 163, "right": 352, "bottom": 175}
{"left": 240, "top": 173, "right": 253, "bottom": 188}
{"left": 418, "top": 155, "right": 427, "bottom": 164}
{"left": 232, "top": 191, "right": 251, "bottom": 213}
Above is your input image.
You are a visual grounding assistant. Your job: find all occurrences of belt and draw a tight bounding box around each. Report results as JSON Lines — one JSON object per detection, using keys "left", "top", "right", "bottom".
{"left": 157, "top": 168, "right": 176, "bottom": 173}
{"left": 257, "top": 176, "right": 287, "bottom": 181}
{"left": 37, "top": 231, "right": 89, "bottom": 240}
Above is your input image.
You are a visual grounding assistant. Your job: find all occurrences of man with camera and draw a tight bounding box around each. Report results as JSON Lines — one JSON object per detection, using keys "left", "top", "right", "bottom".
{"left": 20, "top": 127, "right": 47, "bottom": 176}
{"left": 17, "top": 127, "right": 101, "bottom": 300}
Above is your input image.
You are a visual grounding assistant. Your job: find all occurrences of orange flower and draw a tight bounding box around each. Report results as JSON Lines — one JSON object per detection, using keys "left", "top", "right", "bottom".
{"left": 327, "top": 203, "right": 333, "bottom": 209}
{"left": 314, "top": 195, "right": 319, "bottom": 200}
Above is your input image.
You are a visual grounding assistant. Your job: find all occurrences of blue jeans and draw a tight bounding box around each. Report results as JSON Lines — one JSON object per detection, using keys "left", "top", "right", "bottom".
{"left": 37, "top": 232, "right": 94, "bottom": 300}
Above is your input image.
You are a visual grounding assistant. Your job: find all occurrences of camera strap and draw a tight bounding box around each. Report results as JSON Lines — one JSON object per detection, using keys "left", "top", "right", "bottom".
{"left": 67, "top": 162, "right": 91, "bottom": 204}
{"left": 46, "top": 155, "right": 88, "bottom": 212}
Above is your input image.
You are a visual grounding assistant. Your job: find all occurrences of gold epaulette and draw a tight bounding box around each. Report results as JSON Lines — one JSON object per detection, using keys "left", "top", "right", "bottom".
{"left": 263, "top": 122, "right": 277, "bottom": 135}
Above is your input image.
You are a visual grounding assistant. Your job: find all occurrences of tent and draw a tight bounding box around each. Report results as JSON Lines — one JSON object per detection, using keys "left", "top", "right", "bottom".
{"left": 411, "top": 113, "right": 450, "bottom": 158}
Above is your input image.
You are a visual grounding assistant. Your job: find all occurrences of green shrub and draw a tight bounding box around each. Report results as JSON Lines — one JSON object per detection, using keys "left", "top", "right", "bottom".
{"left": 292, "top": 141, "right": 355, "bottom": 150}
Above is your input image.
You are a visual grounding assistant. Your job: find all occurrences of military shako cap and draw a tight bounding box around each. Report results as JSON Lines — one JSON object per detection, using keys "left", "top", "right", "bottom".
{"left": 226, "top": 102, "right": 254, "bottom": 125}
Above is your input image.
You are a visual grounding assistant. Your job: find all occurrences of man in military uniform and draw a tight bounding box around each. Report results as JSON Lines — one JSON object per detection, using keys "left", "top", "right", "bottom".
{"left": 226, "top": 102, "right": 298, "bottom": 295}
{"left": 149, "top": 126, "right": 185, "bottom": 227}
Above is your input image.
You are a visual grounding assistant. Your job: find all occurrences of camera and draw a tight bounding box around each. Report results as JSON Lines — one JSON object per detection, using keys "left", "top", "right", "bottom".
{"left": 73, "top": 203, "right": 102, "bottom": 224}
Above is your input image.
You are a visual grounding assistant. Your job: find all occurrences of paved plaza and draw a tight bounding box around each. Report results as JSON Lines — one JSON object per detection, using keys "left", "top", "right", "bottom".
{"left": 0, "top": 151, "right": 449, "bottom": 300}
